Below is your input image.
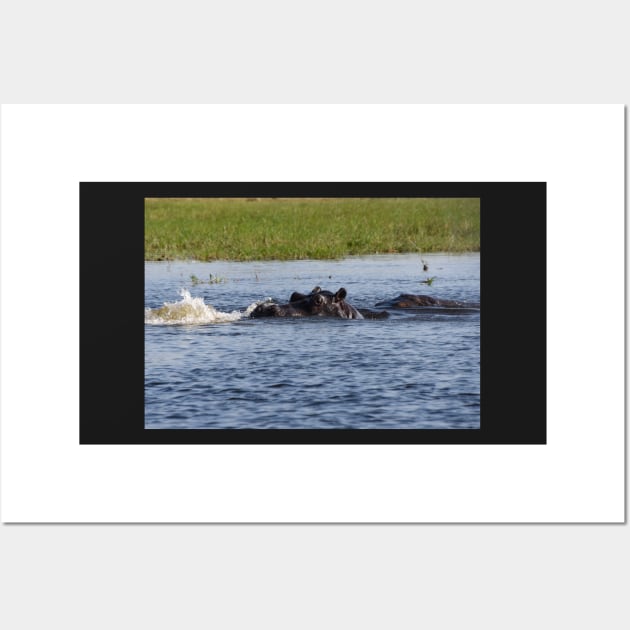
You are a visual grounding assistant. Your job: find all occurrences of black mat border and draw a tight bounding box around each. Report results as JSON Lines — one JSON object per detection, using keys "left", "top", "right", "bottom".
{"left": 79, "top": 182, "right": 546, "bottom": 445}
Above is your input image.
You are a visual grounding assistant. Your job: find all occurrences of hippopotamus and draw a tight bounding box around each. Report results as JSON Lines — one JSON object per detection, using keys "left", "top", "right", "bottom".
{"left": 250, "top": 287, "right": 364, "bottom": 319}
{"left": 375, "top": 294, "right": 479, "bottom": 309}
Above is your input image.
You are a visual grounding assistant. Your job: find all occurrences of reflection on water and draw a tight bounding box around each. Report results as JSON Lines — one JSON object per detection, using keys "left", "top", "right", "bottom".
{"left": 145, "top": 253, "right": 480, "bottom": 429}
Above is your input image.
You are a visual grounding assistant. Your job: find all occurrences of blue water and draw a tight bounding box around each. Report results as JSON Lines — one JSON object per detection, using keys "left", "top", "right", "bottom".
{"left": 145, "top": 253, "right": 480, "bottom": 429}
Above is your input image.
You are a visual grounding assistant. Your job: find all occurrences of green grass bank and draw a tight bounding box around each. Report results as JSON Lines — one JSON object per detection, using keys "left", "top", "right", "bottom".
{"left": 145, "top": 197, "right": 480, "bottom": 261}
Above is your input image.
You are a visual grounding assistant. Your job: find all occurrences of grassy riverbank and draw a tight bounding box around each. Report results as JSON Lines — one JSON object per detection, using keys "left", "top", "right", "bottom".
{"left": 145, "top": 197, "right": 480, "bottom": 261}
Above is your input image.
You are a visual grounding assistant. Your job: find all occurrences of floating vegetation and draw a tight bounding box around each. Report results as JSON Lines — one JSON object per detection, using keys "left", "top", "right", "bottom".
{"left": 190, "top": 273, "right": 226, "bottom": 285}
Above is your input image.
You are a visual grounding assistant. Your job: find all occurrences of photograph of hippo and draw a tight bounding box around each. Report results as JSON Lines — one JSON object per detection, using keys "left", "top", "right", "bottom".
{"left": 144, "top": 196, "right": 480, "bottom": 431}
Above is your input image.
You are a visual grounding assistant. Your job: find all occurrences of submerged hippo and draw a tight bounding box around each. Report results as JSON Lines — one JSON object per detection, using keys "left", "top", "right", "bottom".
{"left": 375, "top": 294, "right": 479, "bottom": 309}
{"left": 250, "top": 287, "right": 364, "bottom": 319}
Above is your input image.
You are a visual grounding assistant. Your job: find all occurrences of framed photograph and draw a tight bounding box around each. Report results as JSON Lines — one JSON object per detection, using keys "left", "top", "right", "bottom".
{"left": 80, "top": 181, "right": 546, "bottom": 445}
{"left": 2, "top": 104, "right": 622, "bottom": 522}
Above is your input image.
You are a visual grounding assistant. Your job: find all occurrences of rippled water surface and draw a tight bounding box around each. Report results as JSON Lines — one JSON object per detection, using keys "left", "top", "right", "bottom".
{"left": 145, "top": 254, "right": 480, "bottom": 429}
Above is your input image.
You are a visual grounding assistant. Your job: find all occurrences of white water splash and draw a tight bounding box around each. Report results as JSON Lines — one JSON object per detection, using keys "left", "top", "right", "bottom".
{"left": 145, "top": 289, "right": 262, "bottom": 325}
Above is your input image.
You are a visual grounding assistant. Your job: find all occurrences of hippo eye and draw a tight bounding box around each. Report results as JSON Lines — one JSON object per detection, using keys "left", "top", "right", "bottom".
{"left": 314, "top": 294, "right": 324, "bottom": 305}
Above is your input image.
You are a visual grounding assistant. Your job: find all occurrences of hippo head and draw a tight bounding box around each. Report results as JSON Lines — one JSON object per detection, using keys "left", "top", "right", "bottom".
{"left": 289, "top": 287, "right": 363, "bottom": 319}
{"left": 251, "top": 286, "right": 364, "bottom": 319}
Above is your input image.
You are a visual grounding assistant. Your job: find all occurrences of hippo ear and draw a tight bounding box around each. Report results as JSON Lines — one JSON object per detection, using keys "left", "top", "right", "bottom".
{"left": 311, "top": 286, "right": 321, "bottom": 294}
{"left": 334, "top": 288, "right": 347, "bottom": 302}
